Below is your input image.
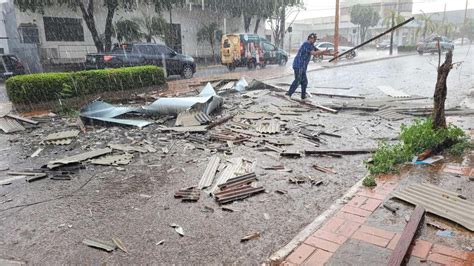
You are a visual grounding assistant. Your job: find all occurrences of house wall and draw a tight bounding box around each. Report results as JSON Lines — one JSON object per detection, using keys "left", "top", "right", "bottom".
{"left": 11, "top": 2, "right": 265, "bottom": 64}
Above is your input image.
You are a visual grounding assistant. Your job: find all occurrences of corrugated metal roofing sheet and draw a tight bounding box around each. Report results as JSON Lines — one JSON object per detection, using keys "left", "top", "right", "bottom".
{"left": 198, "top": 155, "right": 220, "bottom": 189}
{"left": 90, "top": 153, "right": 134, "bottom": 166}
{"left": 392, "top": 183, "right": 474, "bottom": 231}
{"left": 43, "top": 130, "right": 80, "bottom": 141}
{"left": 0, "top": 117, "right": 25, "bottom": 133}
{"left": 210, "top": 157, "right": 243, "bottom": 194}
{"left": 374, "top": 108, "right": 409, "bottom": 121}
{"left": 48, "top": 148, "right": 112, "bottom": 169}
{"left": 256, "top": 120, "right": 280, "bottom": 134}
{"left": 377, "top": 85, "right": 410, "bottom": 98}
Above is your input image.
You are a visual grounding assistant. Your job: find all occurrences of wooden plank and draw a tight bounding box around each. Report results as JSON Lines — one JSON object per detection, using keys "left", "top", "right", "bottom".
{"left": 6, "top": 114, "right": 39, "bottom": 125}
{"left": 387, "top": 205, "right": 425, "bottom": 266}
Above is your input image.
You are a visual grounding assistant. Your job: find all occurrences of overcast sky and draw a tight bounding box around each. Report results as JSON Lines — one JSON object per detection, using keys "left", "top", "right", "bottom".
{"left": 295, "top": 0, "right": 473, "bottom": 20}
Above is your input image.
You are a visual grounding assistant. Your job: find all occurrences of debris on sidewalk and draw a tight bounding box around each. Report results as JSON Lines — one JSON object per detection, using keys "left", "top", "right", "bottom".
{"left": 214, "top": 173, "right": 264, "bottom": 204}
{"left": 289, "top": 176, "right": 306, "bottom": 184}
{"left": 198, "top": 155, "right": 220, "bottom": 189}
{"left": 241, "top": 232, "right": 260, "bottom": 242}
{"left": 304, "top": 148, "right": 375, "bottom": 156}
{"left": 169, "top": 223, "right": 185, "bottom": 237}
{"left": 0, "top": 117, "right": 25, "bottom": 133}
{"left": 174, "top": 187, "right": 200, "bottom": 202}
{"left": 90, "top": 153, "right": 134, "bottom": 166}
{"left": 175, "top": 110, "right": 211, "bottom": 127}
{"left": 47, "top": 148, "right": 113, "bottom": 169}
{"left": 30, "top": 148, "right": 43, "bottom": 158}
{"left": 112, "top": 237, "right": 128, "bottom": 253}
{"left": 377, "top": 85, "right": 411, "bottom": 98}
{"left": 42, "top": 130, "right": 80, "bottom": 145}
{"left": 312, "top": 164, "right": 337, "bottom": 174}
{"left": 108, "top": 144, "right": 149, "bottom": 153}
{"left": 256, "top": 120, "right": 280, "bottom": 134}
{"left": 387, "top": 205, "right": 425, "bottom": 266}
{"left": 392, "top": 183, "right": 474, "bottom": 231}
{"left": 82, "top": 238, "right": 117, "bottom": 252}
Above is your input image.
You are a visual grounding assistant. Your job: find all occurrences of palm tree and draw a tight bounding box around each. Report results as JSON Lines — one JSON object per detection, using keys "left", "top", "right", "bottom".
{"left": 417, "top": 11, "right": 437, "bottom": 40}
{"left": 114, "top": 19, "right": 142, "bottom": 43}
{"left": 197, "top": 22, "right": 222, "bottom": 64}
{"left": 136, "top": 15, "right": 169, "bottom": 43}
{"left": 383, "top": 9, "right": 406, "bottom": 54}
{"left": 438, "top": 22, "right": 456, "bottom": 38}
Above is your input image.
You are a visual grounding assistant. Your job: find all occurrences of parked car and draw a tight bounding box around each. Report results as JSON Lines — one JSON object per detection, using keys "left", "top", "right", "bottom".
{"left": 0, "top": 54, "right": 26, "bottom": 80}
{"left": 220, "top": 33, "right": 288, "bottom": 71}
{"left": 453, "top": 38, "right": 471, "bottom": 45}
{"left": 376, "top": 40, "right": 392, "bottom": 50}
{"left": 416, "top": 36, "right": 454, "bottom": 55}
{"left": 312, "top": 42, "right": 357, "bottom": 62}
{"left": 85, "top": 43, "right": 196, "bottom": 79}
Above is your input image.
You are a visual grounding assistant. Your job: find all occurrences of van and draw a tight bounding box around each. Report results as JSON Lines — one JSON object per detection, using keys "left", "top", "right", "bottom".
{"left": 220, "top": 33, "right": 288, "bottom": 71}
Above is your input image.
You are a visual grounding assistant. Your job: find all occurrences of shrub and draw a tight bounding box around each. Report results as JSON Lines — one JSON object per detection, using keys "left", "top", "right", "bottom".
{"left": 366, "top": 118, "right": 469, "bottom": 176}
{"left": 362, "top": 175, "right": 377, "bottom": 187}
{"left": 5, "top": 66, "right": 165, "bottom": 105}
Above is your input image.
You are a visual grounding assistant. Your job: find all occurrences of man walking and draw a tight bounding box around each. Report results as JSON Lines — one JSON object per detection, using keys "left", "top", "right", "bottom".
{"left": 286, "top": 33, "right": 332, "bottom": 100}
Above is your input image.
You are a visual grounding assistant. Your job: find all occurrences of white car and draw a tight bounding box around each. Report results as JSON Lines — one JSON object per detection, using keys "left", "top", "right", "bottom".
{"left": 313, "top": 42, "right": 357, "bottom": 62}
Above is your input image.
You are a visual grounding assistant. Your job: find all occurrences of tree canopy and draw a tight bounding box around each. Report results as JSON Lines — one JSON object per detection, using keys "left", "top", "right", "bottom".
{"left": 350, "top": 4, "right": 380, "bottom": 43}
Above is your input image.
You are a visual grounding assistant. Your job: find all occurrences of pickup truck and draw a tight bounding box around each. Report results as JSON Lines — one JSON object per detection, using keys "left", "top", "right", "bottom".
{"left": 85, "top": 43, "right": 196, "bottom": 79}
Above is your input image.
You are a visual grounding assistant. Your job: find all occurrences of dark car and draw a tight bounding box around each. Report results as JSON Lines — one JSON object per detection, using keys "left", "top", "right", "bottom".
{"left": 417, "top": 36, "right": 454, "bottom": 55}
{"left": 85, "top": 43, "right": 196, "bottom": 79}
{"left": 0, "top": 54, "right": 26, "bottom": 80}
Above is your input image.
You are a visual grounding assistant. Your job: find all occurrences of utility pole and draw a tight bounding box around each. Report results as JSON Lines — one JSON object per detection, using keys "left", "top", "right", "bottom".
{"left": 462, "top": 0, "right": 468, "bottom": 45}
{"left": 334, "top": 0, "right": 340, "bottom": 62}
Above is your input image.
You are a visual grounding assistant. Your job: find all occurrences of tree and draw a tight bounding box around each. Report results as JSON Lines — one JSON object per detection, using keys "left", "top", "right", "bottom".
{"left": 14, "top": 0, "right": 137, "bottom": 52}
{"left": 197, "top": 22, "right": 222, "bottom": 64}
{"left": 137, "top": 15, "right": 169, "bottom": 43}
{"left": 383, "top": 9, "right": 405, "bottom": 54}
{"left": 267, "top": 3, "right": 304, "bottom": 48}
{"left": 460, "top": 19, "right": 474, "bottom": 44}
{"left": 432, "top": 50, "right": 453, "bottom": 129}
{"left": 416, "top": 11, "right": 437, "bottom": 40}
{"left": 350, "top": 4, "right": 380, "bottom": 44}
{"left": 114, "top": 19, "right": 142, "bottom": 43}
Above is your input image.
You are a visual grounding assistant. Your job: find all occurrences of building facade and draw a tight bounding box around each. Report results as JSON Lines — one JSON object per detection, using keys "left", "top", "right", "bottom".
{"left": 290, "top": 0, "right": 415, "bottom": 50}
{"left": 0, "top": 0, "right": 265, "bottom": 73}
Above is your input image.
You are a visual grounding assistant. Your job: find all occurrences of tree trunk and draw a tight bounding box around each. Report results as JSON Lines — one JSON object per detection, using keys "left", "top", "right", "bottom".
{"left": 146, "top": 35, "right": 152, "bottom": 43}
{"left": 78, "top": 0, "right": 104, "bottom": 53}
{"left": 254, "top": 18, "right": 261, "bottom": 34}
{"left": 104, "top": 1, "right": 118, "bottom": 52}
{"left": 432, "top": 50, "right": 453, "bottom": 129}
{"left": 360, "top": 26, "right": 367, "bottom": 43}
{"left": 279, "top": 7, "right": 286, "bottom": 49}
{"left": 210, "top": 40, "right": 216, "bottom": 64}
{"left": 244, "top": 16, "right": 252, "bottom": 32}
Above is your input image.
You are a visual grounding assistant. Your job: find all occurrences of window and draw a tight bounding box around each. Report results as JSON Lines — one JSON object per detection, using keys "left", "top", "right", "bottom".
{"left": 43, "top": 17, "right": 84, "bottom": 42}
{"left": 18, "top": 23, "right": 39, "bottom": 44}
{"left": 156, "top": 45, "right": 172, "bottom": 55}
{"left": 0, "top": 48, "right": 4, "bottom": 54}
{"left": 263, "top": 42, "right": 275, "bottom": 51}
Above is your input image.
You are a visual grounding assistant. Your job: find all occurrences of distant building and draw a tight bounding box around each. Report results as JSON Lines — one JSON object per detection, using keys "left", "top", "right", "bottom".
{"left": 290, "top": 0, "right": 415, "bottom": 50}
{"left": 0, "top": 0, "right": 265, "bottom": 73}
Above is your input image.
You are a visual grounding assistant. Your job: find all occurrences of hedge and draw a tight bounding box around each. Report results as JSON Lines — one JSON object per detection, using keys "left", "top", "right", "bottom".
{"left": 6, "top": 66, "right": 165, "bottom": 105}
{"left": 397, "top": 45, "right": 417, "bottom": 53}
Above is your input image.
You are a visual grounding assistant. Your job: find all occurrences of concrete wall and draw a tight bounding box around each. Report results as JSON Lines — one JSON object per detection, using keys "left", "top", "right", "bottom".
{"left": 0, "top": 1, "right": 9, "bottom": 54}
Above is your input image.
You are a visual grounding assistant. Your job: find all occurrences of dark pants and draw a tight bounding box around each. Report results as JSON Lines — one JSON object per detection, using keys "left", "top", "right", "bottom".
{"left": 287, "top": 67, "right": 308, "bottom": 98}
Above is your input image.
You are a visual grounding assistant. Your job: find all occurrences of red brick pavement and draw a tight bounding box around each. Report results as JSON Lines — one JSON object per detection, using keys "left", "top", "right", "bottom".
{"left": 282, "top": 175, "right": 474, "bottom": 265}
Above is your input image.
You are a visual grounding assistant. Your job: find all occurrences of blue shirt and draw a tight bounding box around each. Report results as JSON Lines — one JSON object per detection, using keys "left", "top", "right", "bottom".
{"left": 293, "top": 41, "right": 317, "bottom": 70}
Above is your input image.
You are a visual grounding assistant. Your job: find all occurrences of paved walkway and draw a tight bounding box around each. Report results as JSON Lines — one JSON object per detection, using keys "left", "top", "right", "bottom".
{"left": 280, "top": 163, "right": 474, "bottom": 265}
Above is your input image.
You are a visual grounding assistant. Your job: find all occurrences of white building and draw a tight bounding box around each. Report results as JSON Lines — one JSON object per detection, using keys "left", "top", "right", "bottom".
{"left": 289, "top": 0, "right": 415, "bottom": 50}
{"left": 0, "top": 0, "right": 265, "bottom": 72}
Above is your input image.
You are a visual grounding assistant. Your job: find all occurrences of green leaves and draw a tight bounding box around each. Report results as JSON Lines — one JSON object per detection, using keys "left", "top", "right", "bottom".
{"left": 6, "top": 66, "right": 165, "bottom": 105}
{"left": 366, "top": 118, "right": 469, "bottom": 176}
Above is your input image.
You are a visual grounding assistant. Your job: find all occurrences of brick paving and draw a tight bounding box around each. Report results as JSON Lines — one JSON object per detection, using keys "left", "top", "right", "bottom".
{"left": 281, "top": 169, "right": 474, "bottom": 266}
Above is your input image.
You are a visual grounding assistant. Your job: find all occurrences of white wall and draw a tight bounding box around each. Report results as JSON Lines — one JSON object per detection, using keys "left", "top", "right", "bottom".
{"left": 0, "top": 1, "right": 9, "bottom": 54}
{"left": 13, "top": 3, "right": 266, "bottom": 61}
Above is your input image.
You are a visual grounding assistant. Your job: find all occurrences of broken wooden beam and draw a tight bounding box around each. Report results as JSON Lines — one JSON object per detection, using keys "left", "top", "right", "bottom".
{"left": 387, "top": 205, "right": 425, "bottom": 266}
{"left": 273, "top": 93, "right": 338, "bottom": 114}
{"left": 6, "top": 114, "right": 39, "bottom": 125}
{"left": 304, "top": 149, "right": 375, "bottom": 155}
{"left": 206, "top": 114, "right": 235, "bottom": 130}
